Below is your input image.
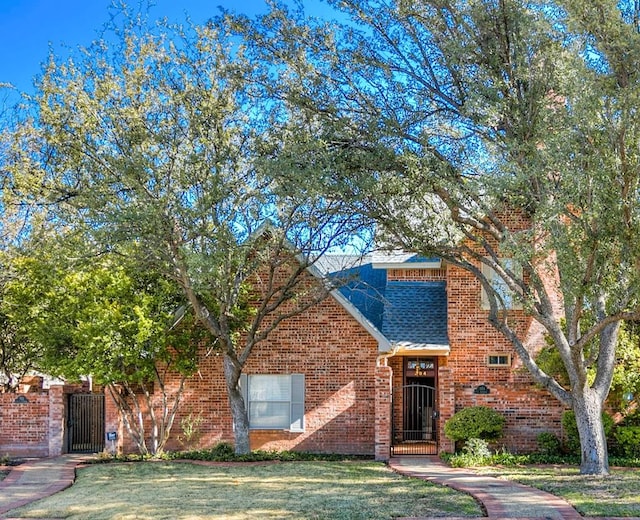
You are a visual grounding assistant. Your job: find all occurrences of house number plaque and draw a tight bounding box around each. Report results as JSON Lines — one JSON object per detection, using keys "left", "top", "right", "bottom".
{"left": 473, "top": 384, "right": 490, "bottom": 394}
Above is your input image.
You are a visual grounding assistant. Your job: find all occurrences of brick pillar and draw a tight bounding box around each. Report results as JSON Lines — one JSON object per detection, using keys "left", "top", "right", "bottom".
{"left": 438, "top": 365, "right": 455, "bottom": 453}
{"left": 374, "top": 365, "right": 392, "bottom": 461}
{"left": 48, "top": 385, "right": 65, "bottom": 456}
{"left": 104, "top": 386, "right": 124, "bottom": 454}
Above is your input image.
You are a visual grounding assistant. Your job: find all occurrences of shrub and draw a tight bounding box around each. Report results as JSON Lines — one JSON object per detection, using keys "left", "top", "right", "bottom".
{"left": 561, "top": 410, "right": 615, "bottom": 454}
{"left": 621, "top": 409, "right": 640, "bottom": 427}
{"left": 537, "top": 432, "right": 562, "bottom": 455}
{"left": 463, "top": 438, "right": 491, "bottom": 458}
{"left": 177, "top": 413, "right": 204, "bottom": 450}
{"left": 447, "top": 438, "right": 493, "bottom": 467}
{"left": 614, "top": 426, "right": 640, "bottom": 458}
{"left": 170, "top": 443, "right": 370, "bottom": 463}
{"left": 444, "top": 406, "right": 505, "bottom": 442}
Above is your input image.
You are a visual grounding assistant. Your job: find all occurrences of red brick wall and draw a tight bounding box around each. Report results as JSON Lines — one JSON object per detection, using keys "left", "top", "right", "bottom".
{"left": 379, "top": 214, "right": 565, "bottom": 455}
{"left": 0, "top": 384, "right": 89, "bottom": 457}
{"left": 117, "top": 285, "right": 381, "bottom": 456}
{"left": 0, "top": 392, "right": 50, "bottom": 457}
{"left": 374, "top": 365, "right": 392, "bottom": 460}
{"left": 444, "top": 210, "right": 566, "bottom": 452}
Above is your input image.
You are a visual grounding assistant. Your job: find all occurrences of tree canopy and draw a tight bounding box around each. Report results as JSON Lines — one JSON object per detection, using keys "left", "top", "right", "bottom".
{"left": 3, "top": 8, "right": 371, "bottom": 454}
{"left": 240, "top": 0, "right": 640, "bottom": 474}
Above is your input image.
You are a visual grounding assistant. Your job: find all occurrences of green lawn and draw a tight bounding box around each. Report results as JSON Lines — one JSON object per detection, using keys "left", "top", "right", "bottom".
{"left": 9, "top": 461, "right": 482, "bottom": 520}
{"left": 475, "top": 465, "right": 640, "bottom": 517}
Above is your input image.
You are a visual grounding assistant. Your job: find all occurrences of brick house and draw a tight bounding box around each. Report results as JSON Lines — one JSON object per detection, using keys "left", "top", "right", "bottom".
{"left": 101, "top": 249, "right": 565, "bottom": 460}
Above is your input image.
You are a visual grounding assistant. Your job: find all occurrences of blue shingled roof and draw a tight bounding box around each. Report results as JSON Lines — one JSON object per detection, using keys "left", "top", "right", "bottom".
{"left": 329, "top": 255, "right": 449, "bottom": 346}
{"left": 336, "top": 262, "right": 386, "bottom": 330}
{"left": 381, "top": 281, "right": 448, "bottom": 345}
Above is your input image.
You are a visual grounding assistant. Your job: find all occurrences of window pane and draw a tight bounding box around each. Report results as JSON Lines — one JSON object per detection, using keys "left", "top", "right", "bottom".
{"left": 248, "top": 375, "right": 290, "bottom": 401}
{"left": 249, "top": 402, "right": 290, "bottom": 429}
{"left": 488, "top": 355, "right": 510, "bottom": 366}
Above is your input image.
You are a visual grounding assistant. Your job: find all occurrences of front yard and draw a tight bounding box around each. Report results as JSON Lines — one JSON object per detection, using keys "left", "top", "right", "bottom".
{"left": 476, "top": 465, "right": 640, "bottom": 517}
{"left": 8, "top": 460, "right": 482, "bottom": 520}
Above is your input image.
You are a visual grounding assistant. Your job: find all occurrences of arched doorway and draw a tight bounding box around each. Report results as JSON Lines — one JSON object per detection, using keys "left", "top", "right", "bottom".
{"left": 391, "top": 357, "right": 438, "bottom": 455}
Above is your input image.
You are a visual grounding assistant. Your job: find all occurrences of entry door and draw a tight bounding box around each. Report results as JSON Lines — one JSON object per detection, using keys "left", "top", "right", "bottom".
{"left": 68, "top": 394, "right": 105, "bottom": 453}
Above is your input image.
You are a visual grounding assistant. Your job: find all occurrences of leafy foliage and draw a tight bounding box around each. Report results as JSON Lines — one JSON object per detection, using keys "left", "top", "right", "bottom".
{"left": 614, "top": 427, "right": 640, "bottom": 459}
{"left": 3, "top": 235, "right": 202, "bottom": 455}
{"left": 537, "top": 432, "right": 562, "bottom": 456}
{"left": 3, "top": 6, "right": 372, "bottom": 454}
{"left": 240, "top": 0, "right": 640, "bottom": 474}
{"left": 444, "top": 406, "right": 505, "bottom": 442}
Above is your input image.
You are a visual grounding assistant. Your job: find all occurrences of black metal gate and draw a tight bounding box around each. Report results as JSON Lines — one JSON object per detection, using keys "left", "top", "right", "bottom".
{"left": 391, "top": 384, "right": 438, "bottom": 455}
{"left": 68, "top": 393, "right": 105, "bottom": 453}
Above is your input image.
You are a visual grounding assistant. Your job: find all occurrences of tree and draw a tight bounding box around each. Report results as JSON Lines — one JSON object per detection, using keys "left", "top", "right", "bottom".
{"left": 242, "top": 0, "right": 640, "bottom": 474}
{"left": 0, "top": 294, "right": 41, "bottom": 393}
{"left": 5, "top": 238, "right": 201, "bottom": 456}
{"left": 0, "top": 94, "right": 50, "bottom": 392}
{"left": 5, "top": 8, "right": 369, "bottom": 454}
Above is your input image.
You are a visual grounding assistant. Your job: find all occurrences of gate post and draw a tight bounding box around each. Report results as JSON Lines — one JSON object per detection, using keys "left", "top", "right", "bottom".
{"left": 374, "top": 365, "right": 392, "bottom": 461}
{"left": 438, "top": 366, "right": 455, "bottom": 453}
{"left": 48, "top": 385, "right": 65, "bottom": 457}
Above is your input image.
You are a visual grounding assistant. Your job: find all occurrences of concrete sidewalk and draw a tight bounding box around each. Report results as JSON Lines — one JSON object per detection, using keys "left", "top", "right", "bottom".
{"left": 390, "top": 456, "right": 583, "bottom": 519}
{"left": 0, "top": 454, "right": 90, "bottom": 519}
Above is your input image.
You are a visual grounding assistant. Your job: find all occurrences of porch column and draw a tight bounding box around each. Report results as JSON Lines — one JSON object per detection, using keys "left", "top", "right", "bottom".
{"left": 438, "top": 366, "right": 455, "bottom": 453}
{"left": 374, "top": 365, "right": 392, "bottom": 461}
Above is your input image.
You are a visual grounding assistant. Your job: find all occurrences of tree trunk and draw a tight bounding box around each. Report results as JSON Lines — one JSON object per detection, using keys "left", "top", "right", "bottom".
{"left": 573, "top": 389, "right": 609, "bottom": 475}
{"left": 223, "top": 353, "right": 251, "bottom": 454}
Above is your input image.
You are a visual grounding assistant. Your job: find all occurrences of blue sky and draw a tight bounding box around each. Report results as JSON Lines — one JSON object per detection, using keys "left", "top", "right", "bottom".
{"left": 0, "top": 0, "right": 313, "bottom": 95}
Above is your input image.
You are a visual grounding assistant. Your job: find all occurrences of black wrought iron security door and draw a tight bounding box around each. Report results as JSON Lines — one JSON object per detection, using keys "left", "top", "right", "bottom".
{"left": 68, "top": 394, "right": 105, "bottom": 453}
{"left": 391, "top": 384, "right": 438, "bottom": 455}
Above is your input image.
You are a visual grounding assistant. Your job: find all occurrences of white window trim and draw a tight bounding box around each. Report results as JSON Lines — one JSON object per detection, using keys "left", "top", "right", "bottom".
{"left": 240, "top": 374, "right": 305, "bottom": 432}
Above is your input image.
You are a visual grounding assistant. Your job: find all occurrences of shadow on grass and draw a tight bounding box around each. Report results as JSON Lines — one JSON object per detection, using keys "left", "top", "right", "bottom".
{"left": 10, "top": 461, "right": 482, "bottom": 520}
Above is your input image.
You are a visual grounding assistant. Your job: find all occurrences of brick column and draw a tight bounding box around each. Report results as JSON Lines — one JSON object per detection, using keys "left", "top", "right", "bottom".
{"left": 104, "top": 386, "right": 124, "bottom": 455}
{"left": 48, "top": 385, "right": 65, "bottom": 456}
{"left": 438, "top": 366, "right": 455, "bottom": 453}
{"left": 374, "top": 365, "right": 392, "bottom": 461}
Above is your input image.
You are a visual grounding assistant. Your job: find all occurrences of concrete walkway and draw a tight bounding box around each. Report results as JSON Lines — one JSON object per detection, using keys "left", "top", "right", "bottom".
{"left": 0, "top": 454, "right": 637, "bottom": 519}
{"left": 0, "top": 454, "right": 89, "bottom": 519}
{"left": 390, "top": 456, "right": 583, "bottom": 520}
{"left": 390, "top": 456, "right": 640, "bottom": 520}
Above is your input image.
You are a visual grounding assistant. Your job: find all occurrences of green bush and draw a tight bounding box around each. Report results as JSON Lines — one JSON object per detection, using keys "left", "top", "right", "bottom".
{"left": 537, "top": 432, "right": 562, "bottom": 455}
{"left": 621, "top": 409, "right": 640, "bottom": 427}
{"left": 463, "top": 438, "right": 491, "bottom": 458}
{"left": 170, "top": 442, "right": 370, "bottom": 463}
{"left": 614, "top": 426, "right": 640, "bottom": 458}
{"left": 447, "top": 439, "right": 489, "bottom": 467}
{"left": 561, "top": 410, "right": 615, "bottom": 454}
{"left": 444, "top": 406, "right": 505, "bottom": 442}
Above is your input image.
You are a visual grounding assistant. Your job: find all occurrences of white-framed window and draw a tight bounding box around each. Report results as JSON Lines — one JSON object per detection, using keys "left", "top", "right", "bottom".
{"left": 480, "top": 258, "right": 522, "bottom": 310}
{"left": 240, "top": 374, "right": 305, "bottom": 431}
{"left": 487, "top": 354, "right": 511, "bottom": 367}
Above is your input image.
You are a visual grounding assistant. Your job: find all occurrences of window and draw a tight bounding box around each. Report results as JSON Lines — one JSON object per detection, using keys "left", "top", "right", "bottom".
{"left": 487, "top": 354, "right": 511, "bottom": 367}
{"left": 240, "top": 374, "right": 305, "bottom": 431}
{"left": 481, "top": 258, "right": 522, "bottom": 310}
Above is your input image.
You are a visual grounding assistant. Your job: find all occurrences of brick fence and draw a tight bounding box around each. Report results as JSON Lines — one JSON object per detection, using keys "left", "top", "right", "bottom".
{"left": 0, "top": 384, "right": 86, "bottom": 458}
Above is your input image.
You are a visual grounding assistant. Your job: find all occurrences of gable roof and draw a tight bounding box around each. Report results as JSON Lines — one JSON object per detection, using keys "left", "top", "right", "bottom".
{"left": 317, "top": 253, "right": 449, "bottom": 355}
{"left": 381, "top": 281, "right": 448, "bottom": 348}
{"left": 306, "top": 257, "right": 391, "bottom": 351}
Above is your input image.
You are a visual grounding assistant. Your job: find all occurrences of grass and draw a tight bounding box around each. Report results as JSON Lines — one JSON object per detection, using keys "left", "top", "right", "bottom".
{"left": 475, "top": 464, "right": 640, "bottom": 517}
{"left": 9, "top": 461, "right": 482, "bottom": 520}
